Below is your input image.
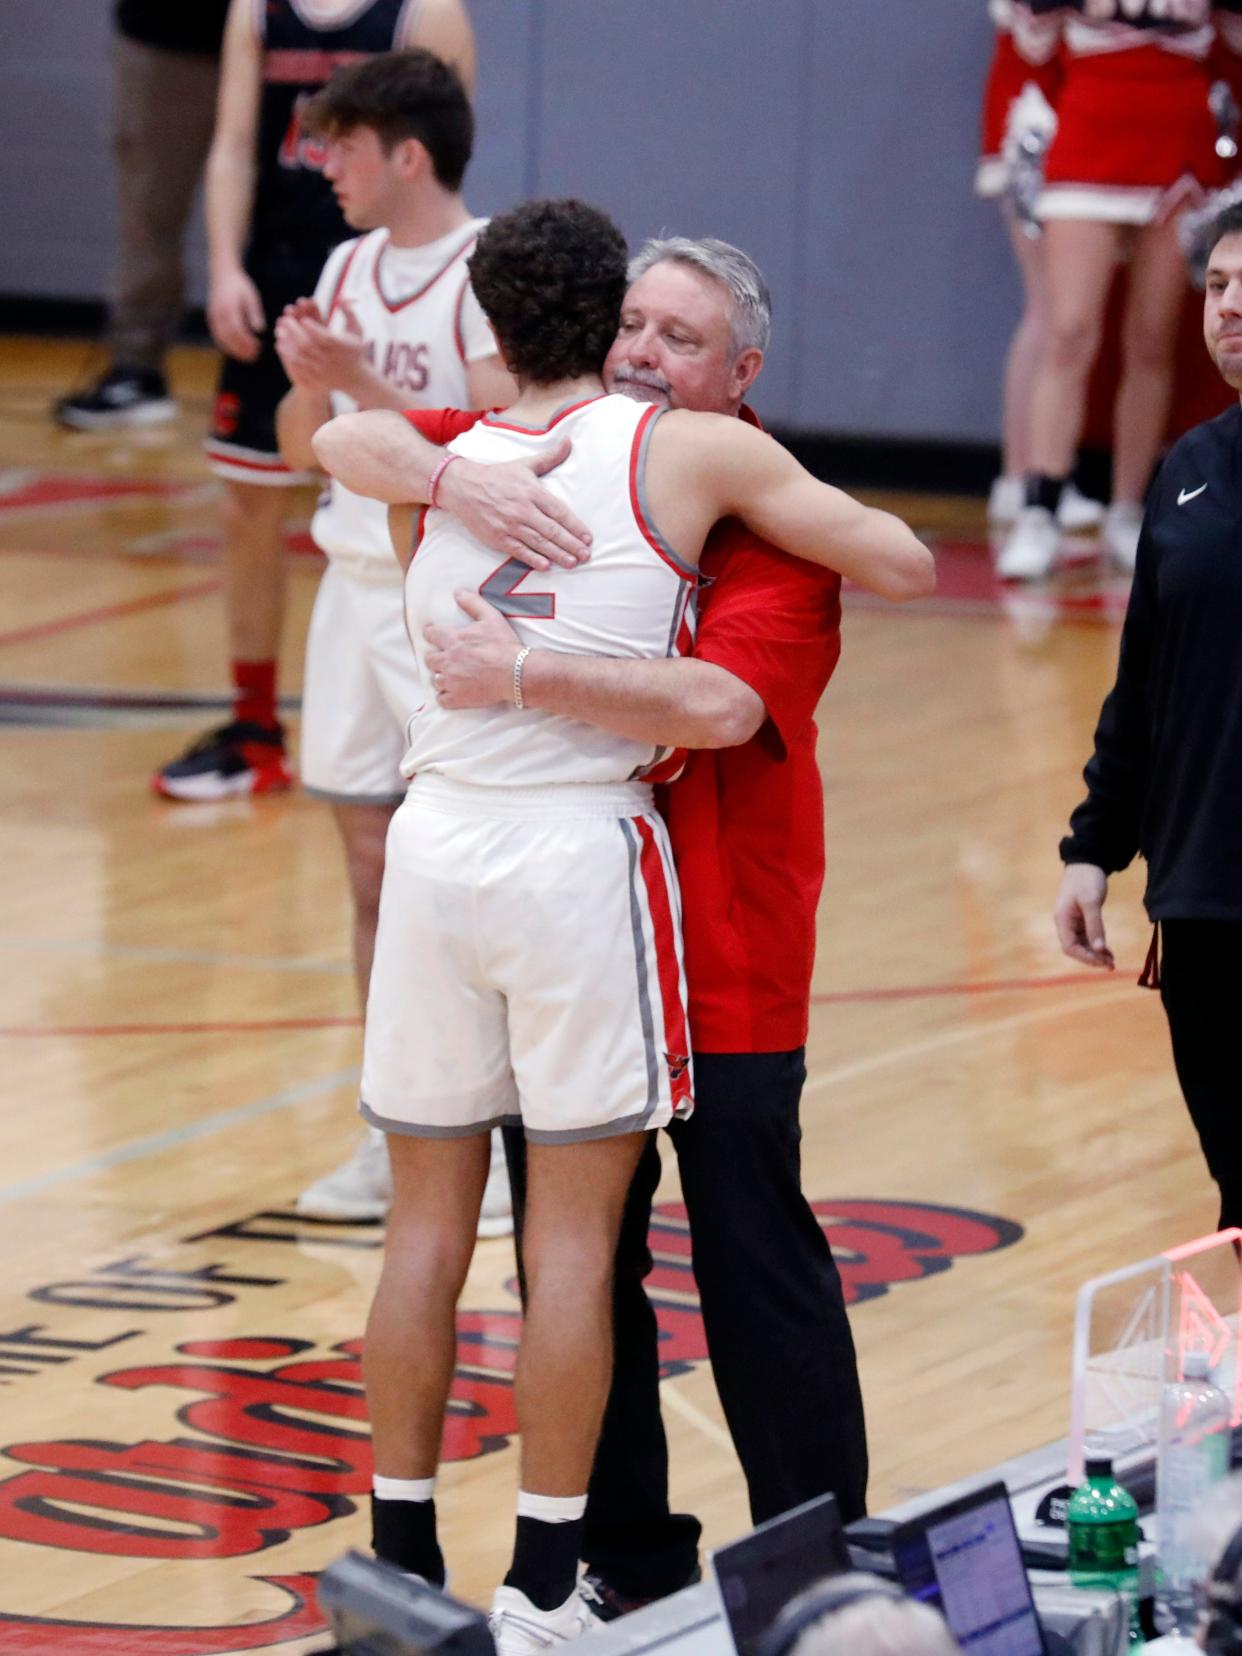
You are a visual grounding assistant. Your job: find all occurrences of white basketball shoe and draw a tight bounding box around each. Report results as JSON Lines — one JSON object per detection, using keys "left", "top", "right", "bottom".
{"left": 489, "top": 1586, "right": 593, "bottom": 1656}
{"left": 1102, "top": 502, "right": 1143, "bottom": 573}
{"left": 296, "top": 1126, "right": 391, "bottom": 1221}
{"left": 997, "top": 506, "right": 1060, "bottom": 581}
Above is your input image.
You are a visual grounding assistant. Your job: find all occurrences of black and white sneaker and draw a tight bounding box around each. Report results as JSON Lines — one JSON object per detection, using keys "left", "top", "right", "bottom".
{"left": 54, "top": 366, "right": 177, "bottom": 431}
{"left": 152, "top": 720, "right": 293, "bottom": 801}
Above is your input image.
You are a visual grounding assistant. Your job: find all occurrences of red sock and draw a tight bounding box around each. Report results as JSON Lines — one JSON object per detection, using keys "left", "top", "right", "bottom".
{"left": 232, "top": 659, "right": 278, "bottom": 729}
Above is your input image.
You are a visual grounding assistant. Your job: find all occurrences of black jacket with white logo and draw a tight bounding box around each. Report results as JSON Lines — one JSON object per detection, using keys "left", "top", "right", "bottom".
{"left": 1061, "top": 400, "right": 1242, "bottom": 918}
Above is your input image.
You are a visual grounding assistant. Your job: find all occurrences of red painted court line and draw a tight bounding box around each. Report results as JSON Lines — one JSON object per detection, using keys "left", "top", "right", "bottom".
{"left": 0, "top": 973, "right": 1128, "bottom": 1037}
{"left": 810, "top": 970, "right": 1128, "bottom": 1006}
{"left": 0, "top": 1017, "right": 362, "bottom": 1037}
{"left": 0, "top": 578, "right": 221, "bottom": 649}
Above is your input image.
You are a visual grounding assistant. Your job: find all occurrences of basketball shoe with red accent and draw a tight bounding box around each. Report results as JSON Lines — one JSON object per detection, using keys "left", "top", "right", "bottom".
{"left": 152, "top": 719, "right": 294, "bottom": 801}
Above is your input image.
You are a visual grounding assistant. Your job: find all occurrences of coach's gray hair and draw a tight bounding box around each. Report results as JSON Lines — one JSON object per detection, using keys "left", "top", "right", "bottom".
{"left": 787, "top": 1592, "right": 962, "bottom": 1656}
{"left": 627, "top": 236, "right": 771, "bottom": 356}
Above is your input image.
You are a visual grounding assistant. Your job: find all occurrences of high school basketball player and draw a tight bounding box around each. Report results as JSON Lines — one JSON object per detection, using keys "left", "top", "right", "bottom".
{"left": 152, "top": 0, "right": 474, "bottom": 800}
{"left": 271, "top": 50, "right": 513, "bottom": 1233}
{"left": 313, "top": 199, "right": 933, "bottom": 1653}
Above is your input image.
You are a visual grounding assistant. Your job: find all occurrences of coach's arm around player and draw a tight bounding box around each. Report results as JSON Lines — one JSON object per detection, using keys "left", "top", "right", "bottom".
{"left": 314, "top": 404, "right": 935, "bottom": 599}
{"left": 314, "top": 407, "right": 594, "bottom": 571}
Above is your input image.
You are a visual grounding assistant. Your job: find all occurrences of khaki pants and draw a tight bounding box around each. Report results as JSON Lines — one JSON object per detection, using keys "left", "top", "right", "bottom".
{"left": 108, "top": 33, "right": 219, "bottom": 371}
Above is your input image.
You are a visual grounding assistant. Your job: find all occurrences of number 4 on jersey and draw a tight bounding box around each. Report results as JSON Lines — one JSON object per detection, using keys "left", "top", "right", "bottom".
{"left": 480, "top": 558, "right": 556, "bottom": 619}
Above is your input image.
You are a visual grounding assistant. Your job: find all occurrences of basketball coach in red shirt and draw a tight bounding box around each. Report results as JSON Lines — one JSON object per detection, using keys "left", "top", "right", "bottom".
{"left": 320, "top": 235, "right": 929, "bottom": 1611}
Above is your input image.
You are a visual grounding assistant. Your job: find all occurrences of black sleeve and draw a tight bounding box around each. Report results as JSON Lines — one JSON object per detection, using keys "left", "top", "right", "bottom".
{"left": 1058, "top": 502, "right": 1161, "bottom": 873}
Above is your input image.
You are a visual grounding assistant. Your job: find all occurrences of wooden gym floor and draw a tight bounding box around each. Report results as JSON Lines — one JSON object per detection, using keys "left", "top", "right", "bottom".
{"left": 0, "top": 338, "right": 1208, "bottom": 1653}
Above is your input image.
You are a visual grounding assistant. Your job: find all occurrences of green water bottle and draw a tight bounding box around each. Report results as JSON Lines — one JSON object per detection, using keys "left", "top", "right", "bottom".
{"left": 1067, "top": 1455, "right": 1144, "bottom": 1646}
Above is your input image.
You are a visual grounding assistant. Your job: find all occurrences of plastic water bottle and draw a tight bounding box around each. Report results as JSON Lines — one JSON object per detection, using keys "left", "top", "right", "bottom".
{"left": 1067, "top": 1455, "right": 1143, "bottom": 1645}
{"left": 1157, "top": 1351, "right": 1231, "bottom": 1636}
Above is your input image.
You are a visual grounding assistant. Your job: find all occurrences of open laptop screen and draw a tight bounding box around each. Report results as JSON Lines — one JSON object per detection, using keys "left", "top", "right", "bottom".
{"left": 710, "top": 1492, "right": 851, "bottom": 1656}
{"left": 891, "top": 1481, "right": 1047, "bottom": 1656}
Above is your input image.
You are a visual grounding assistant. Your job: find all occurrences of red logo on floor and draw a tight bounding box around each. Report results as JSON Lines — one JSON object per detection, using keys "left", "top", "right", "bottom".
{"left": 0, "top": 1198, "right": 1020, "bottom": 1651}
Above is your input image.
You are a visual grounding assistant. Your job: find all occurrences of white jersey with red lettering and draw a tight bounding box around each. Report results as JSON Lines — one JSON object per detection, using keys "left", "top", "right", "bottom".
{"left": 309, "top": 219, "right": 492, "bottom": 576}
{"left": 399, "top": 392, "right": 697, "bottom": 788}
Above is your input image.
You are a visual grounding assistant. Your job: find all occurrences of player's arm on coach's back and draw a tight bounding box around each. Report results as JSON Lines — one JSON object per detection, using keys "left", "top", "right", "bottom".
{"left": 647, "top": 411, "right": 936, "bottom": 602}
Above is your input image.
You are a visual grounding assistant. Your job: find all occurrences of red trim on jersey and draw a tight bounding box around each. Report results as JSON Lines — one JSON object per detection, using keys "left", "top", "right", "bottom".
{"left": 263, "top": 47, "right": 370, "bottom": 83}
{"left": 628, "top": 405, "right": 696, "bottom": 583}
{"left": 639, "top": 747, "right": 689, "bottom": 785}
{"left": 481, "top": 395, "right": 605, "bottom": 434}
{"left": 203, "top": 443, "right": 292, "bottom": 475}
{"left": 324, "top": 237, "right": 365, "bottom": 324}
{"left": 634, "top": 817, "right": 692, "bottom": 1112}
{"left": 372, "top": 229, "right": 480, "bottom": 315}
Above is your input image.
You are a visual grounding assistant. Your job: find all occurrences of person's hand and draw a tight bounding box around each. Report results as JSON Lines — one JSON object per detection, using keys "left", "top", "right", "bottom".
{"left": 1053, "top": 863, "right": 1115, "bottom": 969}
{"left": 208, "top": 266, "right": 266, "bottom": 361}
{"left": 424, "top": 590, "right": 523, "bottom": 709}
{"left": 274, "top": 309, "right": 370, "bottom": 396}
{"left": 437, "top": 438, "right": 591, "bottom": 569}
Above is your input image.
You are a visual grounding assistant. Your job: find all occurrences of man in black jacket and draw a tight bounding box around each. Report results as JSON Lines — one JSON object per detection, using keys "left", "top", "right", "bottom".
{"left": 1054, "top": 197, "right": 1242, "bottom": 1230}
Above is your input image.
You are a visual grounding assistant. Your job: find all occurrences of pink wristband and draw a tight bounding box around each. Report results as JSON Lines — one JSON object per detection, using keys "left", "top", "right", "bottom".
{"left": 427, "top": 451, "right": 459, "bottom": 509}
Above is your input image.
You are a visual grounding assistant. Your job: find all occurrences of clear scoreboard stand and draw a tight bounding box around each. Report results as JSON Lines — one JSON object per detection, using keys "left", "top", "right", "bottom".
{"left": 1068, "top": 1227, "right": 1242, "bottom": 1495}
{"left": 879, "top": 1228, "right": 1242, "bottom": 1654}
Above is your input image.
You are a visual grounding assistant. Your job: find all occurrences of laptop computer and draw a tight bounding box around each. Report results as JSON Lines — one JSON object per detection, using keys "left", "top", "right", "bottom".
{"left": 891, "top": 1480, "right": 1049, "bottom": 1656}
{"left": 709, "top": 1492, "right": 852, "bottom": 1656}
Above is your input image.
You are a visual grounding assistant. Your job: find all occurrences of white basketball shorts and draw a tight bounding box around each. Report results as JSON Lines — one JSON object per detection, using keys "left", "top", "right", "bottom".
{"left": 300, "top": 560, "right": 414, "bottom": 806}
{"left": 360, "top": 775, "right": 695, "bottom": 1143}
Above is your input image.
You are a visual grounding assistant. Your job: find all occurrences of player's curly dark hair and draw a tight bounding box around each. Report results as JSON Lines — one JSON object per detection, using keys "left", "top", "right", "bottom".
{"left": 467, "top": 200, "right": 629, "bottom": 384}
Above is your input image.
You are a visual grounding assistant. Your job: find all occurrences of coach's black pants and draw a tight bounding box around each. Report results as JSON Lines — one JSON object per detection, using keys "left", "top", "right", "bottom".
{"left": 1159, "top": 920, "right": 1242, "bottom": 1231}
{"left": 502, "top": 1048, "right": 868, "bottom": 1599}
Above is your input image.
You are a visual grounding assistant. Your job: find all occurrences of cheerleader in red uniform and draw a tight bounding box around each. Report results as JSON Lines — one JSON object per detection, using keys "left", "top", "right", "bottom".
{"left": 978, "top": 0, "right": 1102, "bottom": 529}
{"left": 999, "top": 0, "right": 1242, "bottom": 579}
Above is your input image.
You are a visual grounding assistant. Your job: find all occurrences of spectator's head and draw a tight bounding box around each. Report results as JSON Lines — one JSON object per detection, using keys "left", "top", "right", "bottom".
{"left": 467, "top": 199, "right": 629, "bottom": 385}
{"left": 605, "top": 236, "right": 769, "bottom": 417}
{"left": 757, "top": 1574, "right": 962, "bottom": 1656}
{"left": 1193, "top": 1474, "right": 1242, "bottom": 1651}
{"left": 1200, "top": 199, "right": 1242, "bottom": 389}
{"left": 302, "top": 49, "right": 473, "bottom": 228}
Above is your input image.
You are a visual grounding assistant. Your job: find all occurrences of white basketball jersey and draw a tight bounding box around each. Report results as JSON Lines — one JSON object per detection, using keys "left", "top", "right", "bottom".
{"left": 310, "top": 220, "right": 490, "bottom": 574}
{"left": 401, "top": 393, "right": 698, "bottom": 788}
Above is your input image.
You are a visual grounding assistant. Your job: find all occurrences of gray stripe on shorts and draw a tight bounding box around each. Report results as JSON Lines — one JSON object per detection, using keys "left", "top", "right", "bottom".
{"left": 524, "top": 1108, "right": 663, "bottom": 1145}
{"left": 304, "top": 785, "right": 406, "bottom": 808}
{"left": 619, "top": 818, "right": 661, "bottom": 1125}
{"left": 361, "top": 1100, "right": 521, "bottom": 1138}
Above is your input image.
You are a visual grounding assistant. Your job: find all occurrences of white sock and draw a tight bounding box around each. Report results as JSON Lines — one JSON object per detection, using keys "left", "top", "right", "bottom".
{"left": 373, "top": 1474, "right": 436, "bottom": 1502}
{"left": 516, "top": 1489, "right": 587, "bottom": 1524}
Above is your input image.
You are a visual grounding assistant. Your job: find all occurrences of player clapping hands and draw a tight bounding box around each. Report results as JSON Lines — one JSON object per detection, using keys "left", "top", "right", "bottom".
{"left": 274, "top": 297, "right": 374, "bottom": 400}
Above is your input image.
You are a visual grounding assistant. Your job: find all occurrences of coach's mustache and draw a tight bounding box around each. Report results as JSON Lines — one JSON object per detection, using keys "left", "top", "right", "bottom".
{"left": 610, "top": 365, "right": 673, "bottom": 400}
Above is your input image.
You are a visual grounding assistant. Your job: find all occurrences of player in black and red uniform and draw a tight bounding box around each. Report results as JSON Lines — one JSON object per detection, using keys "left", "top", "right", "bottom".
{"left": 976, "top": 0, "right": 1105, "bottom": 530}
{"left": 999, "top": 0, "right": 1242, "bottom": 581}
{"left": 153, "top": 0, "right": 474, "bottom": 800}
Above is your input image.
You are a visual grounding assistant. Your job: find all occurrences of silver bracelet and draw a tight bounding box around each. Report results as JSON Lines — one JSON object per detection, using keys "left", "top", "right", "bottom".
{"left": 513, "top": 645, "right": 532, "bottom": 710}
